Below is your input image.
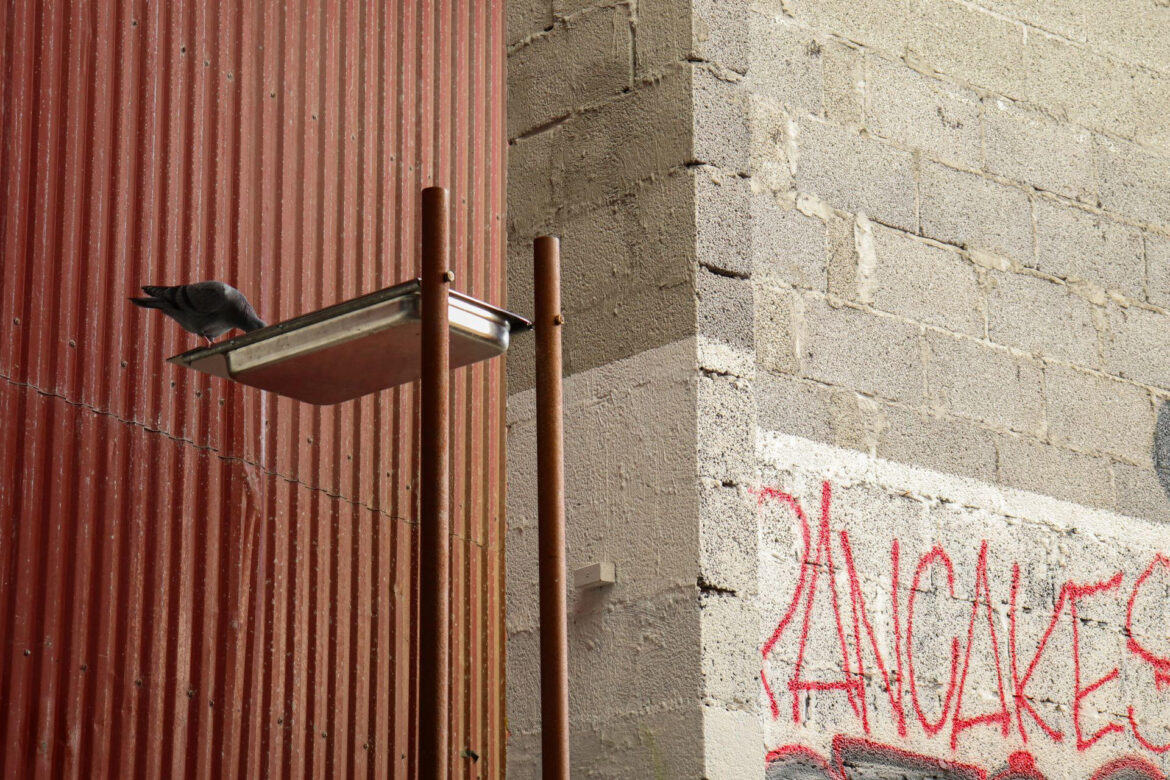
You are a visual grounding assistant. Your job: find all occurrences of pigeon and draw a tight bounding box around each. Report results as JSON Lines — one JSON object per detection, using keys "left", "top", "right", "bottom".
{"left": 130, "top": 281, "right": 266, "bottom": 343}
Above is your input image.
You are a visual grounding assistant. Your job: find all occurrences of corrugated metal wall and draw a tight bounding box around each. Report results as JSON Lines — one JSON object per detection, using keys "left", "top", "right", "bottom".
{"left": 0, "top": 0, "right": 507, "bottom": 776}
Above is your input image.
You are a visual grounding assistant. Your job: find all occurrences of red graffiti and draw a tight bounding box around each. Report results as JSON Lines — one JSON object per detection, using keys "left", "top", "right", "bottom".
{"left": 757, "top": 480, "right": 1170, "bottom": 769}
{"left": 765, "top": 738, "right": 1168, "bottom": 780}
{"left": 1128, "top": 554, "right": 1170, "bottom": 755}
{"left": 952, "top": 541, "right": 1012, "bottom": 749}
{"left": 907, "top": 544, "right": 960, "bottom": 738}
{"left": 841, "top": 532, "right": 907, "bottom": 737}
{"left": 788, "top": 482, "right": 866, "bottom": 725}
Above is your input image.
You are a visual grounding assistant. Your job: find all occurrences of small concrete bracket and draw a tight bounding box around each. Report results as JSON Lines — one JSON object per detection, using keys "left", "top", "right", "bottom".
{"left": 573, "top": 562, "right": 616, "bottom": 590}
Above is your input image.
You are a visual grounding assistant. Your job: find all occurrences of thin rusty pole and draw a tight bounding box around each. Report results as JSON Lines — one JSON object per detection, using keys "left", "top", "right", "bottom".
{"left": 419, "top": 186, "right": 451, "bottom": 780}
{"left": 534, "top": 235, "right": 570, "bottom": 778}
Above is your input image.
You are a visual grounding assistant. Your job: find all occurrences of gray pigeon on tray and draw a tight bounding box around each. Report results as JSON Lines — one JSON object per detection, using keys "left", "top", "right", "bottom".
{"left": 130, "top": 281, "right": 266, "bottom": 344}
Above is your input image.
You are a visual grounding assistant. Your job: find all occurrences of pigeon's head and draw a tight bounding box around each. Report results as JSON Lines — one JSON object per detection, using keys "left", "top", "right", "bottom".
{"left": 241, "top": 311, "right": 267, "bottom": 333}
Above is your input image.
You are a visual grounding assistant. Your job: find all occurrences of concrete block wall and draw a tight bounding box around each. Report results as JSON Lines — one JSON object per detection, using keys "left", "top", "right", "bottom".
{"left": 507, "top": 0, "right": 1170, "bottom": 776}
{"left": 506, "top": 3, "right": 709, "bottom": 775}
{"left": 707, "top": 0, "right": 1170, "bottom": 775}
{"left": 506, "top": 0, "right": 698, "bottom": 388}
{"left": 732, "top": 0, "right": 1170, "bottom": 523}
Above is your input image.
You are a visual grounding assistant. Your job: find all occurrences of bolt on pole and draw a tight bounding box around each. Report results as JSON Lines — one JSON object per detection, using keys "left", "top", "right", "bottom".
{"left": 535, "top": 235, "right": 570, "bottom": 778}
{"left": 420, "top": 186, "right": 451, "bottom": 780}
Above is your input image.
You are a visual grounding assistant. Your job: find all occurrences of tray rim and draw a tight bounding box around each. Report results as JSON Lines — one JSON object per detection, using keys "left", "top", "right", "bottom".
{"left": 167, "top": 279, "right": 532, "bottom": 369}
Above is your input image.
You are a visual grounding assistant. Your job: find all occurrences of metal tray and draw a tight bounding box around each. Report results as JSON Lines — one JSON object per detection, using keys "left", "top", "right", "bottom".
{"left": 168, "top": 279, "right": 531, "bottom": 405}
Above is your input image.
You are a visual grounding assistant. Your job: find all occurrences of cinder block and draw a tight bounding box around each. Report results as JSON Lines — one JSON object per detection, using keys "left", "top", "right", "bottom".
{"left": 925, "top": 330, "right": 1044, "bottom": 434}
{"left": 504, "top": 730, "right": 542, "bottom": 778}
{"left": 752, "top": 195, "right": 827, "bottom": 291}
{"left": 700, "top": 593, "right": 761, "bottom": 707}
{"left": 747, "top": 16, "right": 823, "bottom": 116}
{"left": 1146, "top": 234, "right": 1170, "bottom": 309}
{"left": 864, "top": 54, "right": 981, "bottom": 169}
{"left": 635, "top": 0, "right": 693, "bottom": 77}
{"left": 507, "top": 241, "right": 539, "bottom": 393}
{"left": 795, "top": 118, "right": 917, "bottom": 232}
{"left": 820, "top": 481, "right": 930, "bottom": 577}
{"left": 827, "top": 388, "right": 887, "bottom": 453}
{"left": 753, "top": 371, "right": 835, "bottom": 442}
{"left": 557, "top": 67, "right": 691, "bottom": 210}
{"left": 975, "top": 0, "right": 1170, "bottom": 75}
{"left": 983, "top": 96, "right": 1095, "bottom": 202}
{"left": 507, "top": 6, "right": 632, "bottom": 139}
{"left": 907, "top": 0, "right": 1028, "bottom": 99}
{"left": 877, "top": 403, "right": 999, "bottom": 482}
{"left": 985, "top": 271, "right": 1100, "bottom": 367}
{"left": 506, "top": 629, "right": 544, "bottom": 732}
{"left": 800, "top": 295, "right": 924, "bottom": 404}
{"left": 919, "top": 162, "right": 1033, "bottom": 261}
{"left": 698, "top": 266, "right": 754, "bottom": 352}
{"left": 1045, "top": 363, "right": 1154, "bottom": 465}
{"left": 563, "top": 278, "right": 697, "bottom": 379}
{"left": 868, "top": 223, "right": 984, "bottom": 337}
{"left": 507, "top": 126, "right": 560, "bottom": 239}
{"left": 693, "top": 65, "right": 750, "bottom": 175}
{"left": 822, "top": 40, "right": 864, "bottom": 126}
{"left": 748, "top": 94, "right": 793, "bottom": 193}
{"left": 1103, "top": 304, "right": 1170, "bottom": 389}
{"left": 703, "top": 706, "right": 764, "bottom": 780}
{"left": 1032, "top": 198, "right": 1145, "bottom": 299}
{"left": 697, "top": 170, "right": 751, "bottom": 277}
{"left": 508, "top": 0, "right": 553, "bottom": 46}
{"left": 569, "top": 349, "right": 698, "bottom": 600}
{"left": 699, "top": 481, "right": 759, "bottom": 596}
{"left": 512, "top": 171, "right": 696, "bottom": 388}
{"left": 504, "top": 524, "right": 539, "bottom": 627}
{"left": 1133, "top": 68, "right": 1170, "bottom": 151}
{"left": 996, "top": 434, "right": 1114, "bottom": 509}
{"left": 552, "top": 0, "right": 606, "bottom": 18}
{"left": 562, "top": 173, "right": 692, "bottom": 309}
{"left": 694, "top": 0, "right": 750, "bottom": 75}
{"left": 784, "top": 0, "right": 915, "bottom": 56}
{"left": 1100, "top": 7, "right": 1170, "bottom": 72}
{"left": 825, "top": 212, "right": 859, "bottom": 301}
{"left": 564, "top": 588, "right": 702, "bottom": 720}
{"left": 559, "top": 200, "right": 642, "bottom": 312}
{"left": 1096, "top": 135, "right": 1170, "bottom": 228}
{"left": 754, "top": 284, "right": 798, "bottom": 374}
{"left": 590, "top": 703, "right": 705, "bottom": 778}
{"left": 698, "top": 369, "right": 755, "bottom": 484}
{"left": 1026, "top": 31, "right": 1140, "bottom": 143}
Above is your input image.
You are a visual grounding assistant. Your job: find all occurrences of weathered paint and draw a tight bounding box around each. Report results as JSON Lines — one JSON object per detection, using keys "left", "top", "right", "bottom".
{"left": 0, "top": 1, "right": 507, "bottom": 776}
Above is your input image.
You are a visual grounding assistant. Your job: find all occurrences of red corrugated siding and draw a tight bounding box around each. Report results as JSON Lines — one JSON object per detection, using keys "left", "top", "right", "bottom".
{"left": 0, "top": 1, "right": 507, "bottom": 775}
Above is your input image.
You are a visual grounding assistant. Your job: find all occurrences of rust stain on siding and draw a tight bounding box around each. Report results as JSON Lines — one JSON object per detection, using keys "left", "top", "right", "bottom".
{"left": 0, "top": 0, "right": 507, "bottom": 776}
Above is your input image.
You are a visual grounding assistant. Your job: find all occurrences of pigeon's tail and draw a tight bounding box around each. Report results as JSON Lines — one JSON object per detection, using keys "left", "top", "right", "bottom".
{"left": 129, "top": 296, "right": 165, "bottom": 309}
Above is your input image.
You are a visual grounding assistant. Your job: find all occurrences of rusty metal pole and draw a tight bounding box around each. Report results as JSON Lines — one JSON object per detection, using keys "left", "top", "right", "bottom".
{"left": 534, "top": 235, "right": 570, "bottom": 778}
{"left": 419, "top": 186, "right": 451, "bottom": 780}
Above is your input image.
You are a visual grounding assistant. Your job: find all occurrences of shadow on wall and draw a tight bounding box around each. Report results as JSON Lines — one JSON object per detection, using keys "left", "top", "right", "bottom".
{"left": 1156, "top": 402, "right": 1170, "bottom": 502}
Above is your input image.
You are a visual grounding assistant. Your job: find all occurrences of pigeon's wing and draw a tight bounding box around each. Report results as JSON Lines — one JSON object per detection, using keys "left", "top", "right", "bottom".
{"left": 142, "top": 282, "right": 231, "bottom": 314}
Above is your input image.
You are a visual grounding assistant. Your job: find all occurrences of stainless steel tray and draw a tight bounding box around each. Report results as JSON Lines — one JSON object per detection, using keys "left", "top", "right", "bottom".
{"left": 168, "top": 280, "right": 531, "bottom": 404}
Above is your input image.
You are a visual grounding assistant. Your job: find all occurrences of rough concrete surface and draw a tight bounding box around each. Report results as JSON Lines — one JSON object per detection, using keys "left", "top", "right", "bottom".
{"left": 756, "top": 433, "right": 1170, "bottom": 778}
